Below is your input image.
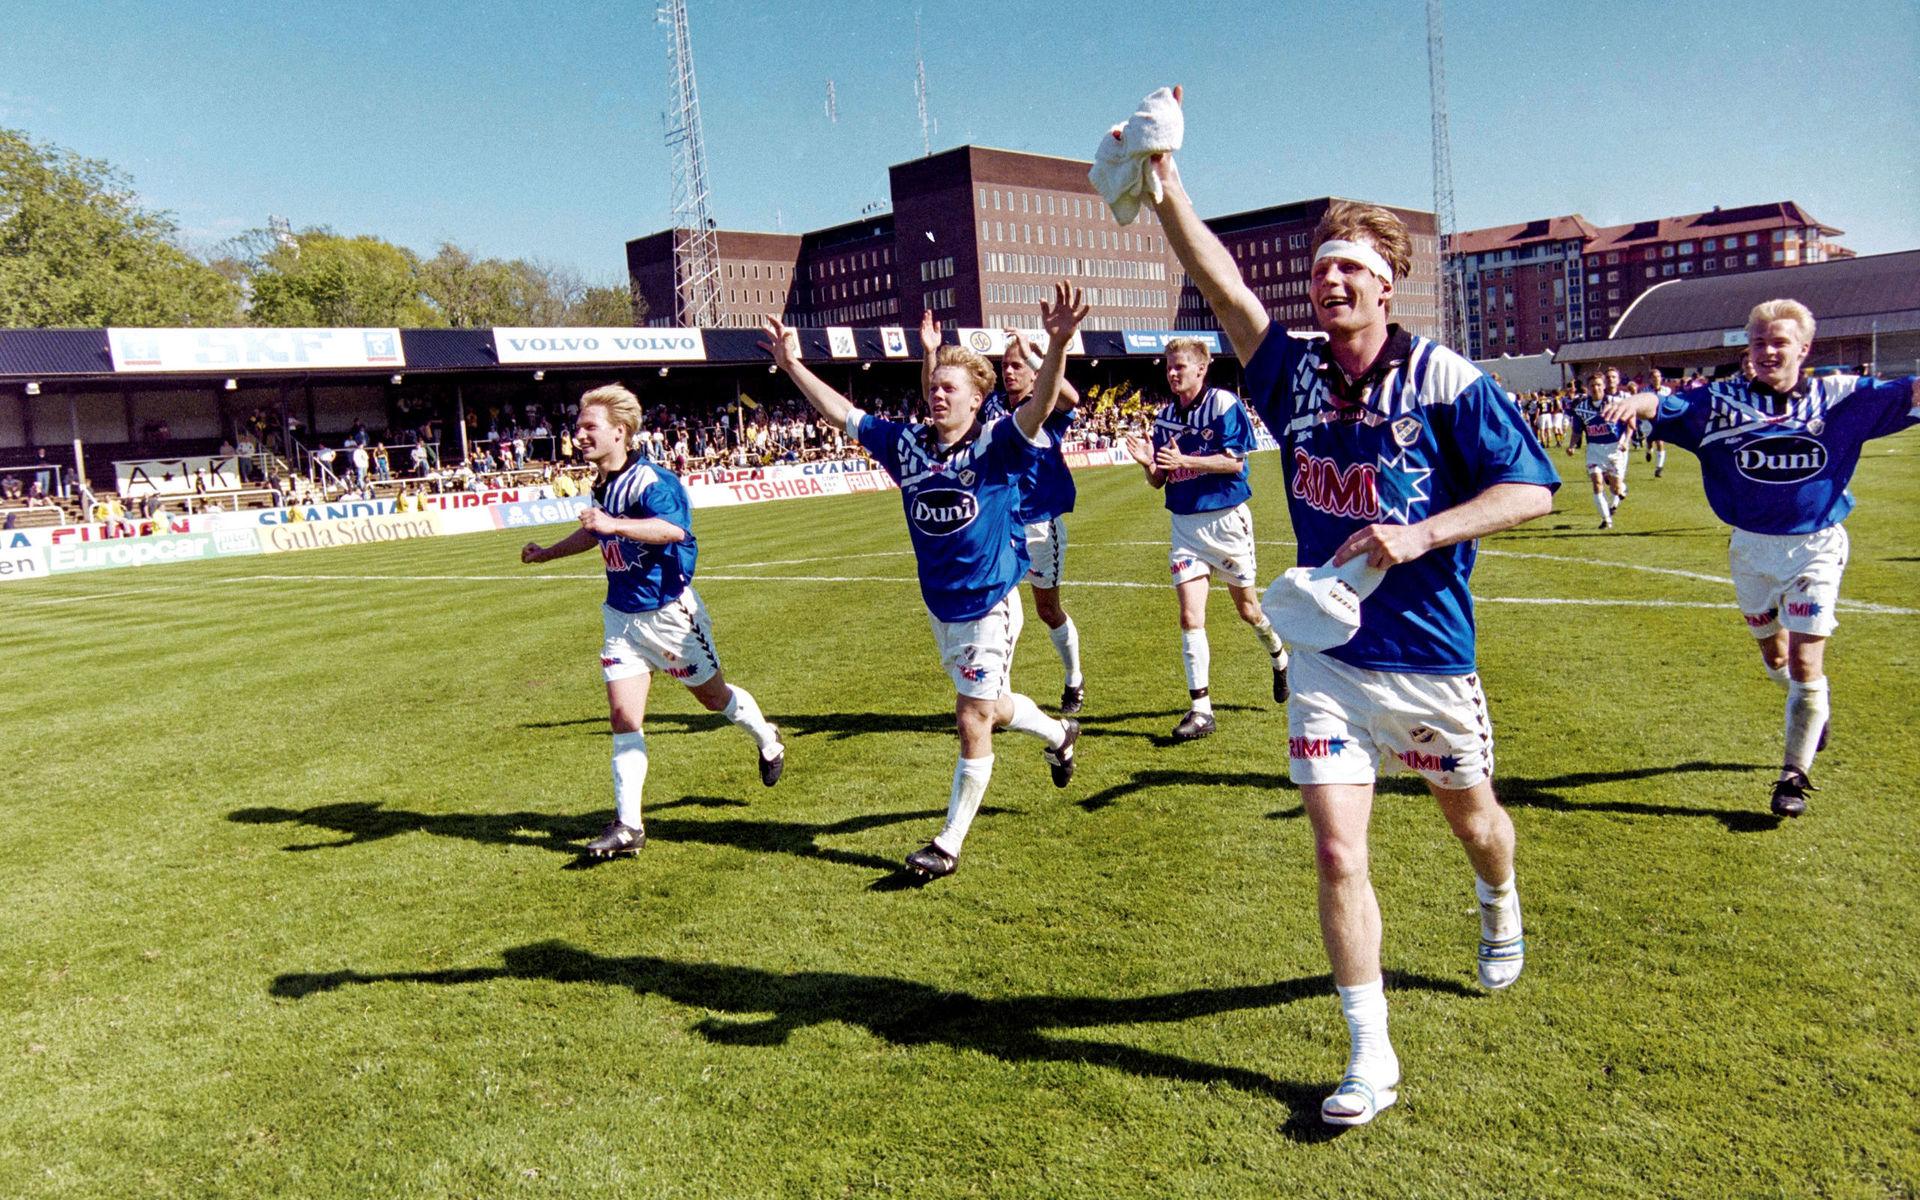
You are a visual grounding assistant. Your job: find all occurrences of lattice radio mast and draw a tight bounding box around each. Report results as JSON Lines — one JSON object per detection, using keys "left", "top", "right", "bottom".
{"left": 913, "top": 11, "right": 932, "bottom": 157}
{"left": 659, "top": 0, "right": 721, "bottom": 328}
{"left": 1427, "top": 0, "right": 1464, "bottom": 350}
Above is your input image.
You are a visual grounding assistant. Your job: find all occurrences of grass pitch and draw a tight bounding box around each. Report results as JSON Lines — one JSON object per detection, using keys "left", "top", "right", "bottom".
{"left": 2, "top": 446, "right": 1917, "bottom": 1199}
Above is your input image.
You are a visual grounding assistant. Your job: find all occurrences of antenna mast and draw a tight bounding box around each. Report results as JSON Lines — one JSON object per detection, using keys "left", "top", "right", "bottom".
{"left": 913, "top": 12, "right": 931, "bottom": 157}
{"left": 1426, "top": 0, "right": 1463, "bottom": 350}
{"left": 660, "top": 0, "right": 721, "bottom": 328}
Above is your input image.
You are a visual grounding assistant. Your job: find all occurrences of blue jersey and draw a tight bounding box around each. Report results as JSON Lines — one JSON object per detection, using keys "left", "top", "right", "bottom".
{"left": 850, "top": 409, "right": 1044, "bottom": 622}
{"left": 1152, "top": 387, "right": 1254, "bottom": 515}
{"left": 1245, "top": 324, "right": 1560, "bottom": 675}
{"left": 591, "top": 456, "right": 697, "bottom": 613}
{"left": 1568, "top": 395, "right": 1631, "bottom": 444}
{"left": 1653, "top": 374, "right": 1919, "bottom": 535}
{"left": 982, "top": 391, "right": 1077, "bottom": 523}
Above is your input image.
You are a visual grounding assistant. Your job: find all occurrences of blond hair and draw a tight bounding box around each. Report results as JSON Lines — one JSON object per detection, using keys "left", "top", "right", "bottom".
{"left": 1746, "top": 299, "right": 1815, "bottom": 344}
{"left": 934, "top": 346, "right": 995, "bottom": 400}
{"left": 1164, "top": 336, "right": 1213, "bottom": 366}
{"left": 1312, "top": 201, "right": 1414, "bottom": 287}
{"left": 579, "top": 384, "right": 643, "bottom": 442}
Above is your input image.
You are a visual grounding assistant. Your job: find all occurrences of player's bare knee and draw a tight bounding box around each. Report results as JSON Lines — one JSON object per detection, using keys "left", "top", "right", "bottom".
{"left": 1314, "top": 837, "right": 1369, "bottom": 884}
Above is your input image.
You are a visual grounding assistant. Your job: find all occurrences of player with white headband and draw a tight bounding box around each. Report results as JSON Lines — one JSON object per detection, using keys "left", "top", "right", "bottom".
{"left": 1115, "top": 85, "right": 1559, "bottom": 1127}
{"left": 1604, "top": 299, "right": 1919, "bottom": 817}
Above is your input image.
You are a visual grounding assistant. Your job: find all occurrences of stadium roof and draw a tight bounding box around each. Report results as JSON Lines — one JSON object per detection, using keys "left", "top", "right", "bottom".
{"left": 1554, "top": 249, "right": 1920, "bottom": 365}
{"left": 0, "top": 326, "right": 1190, "bottom": 384}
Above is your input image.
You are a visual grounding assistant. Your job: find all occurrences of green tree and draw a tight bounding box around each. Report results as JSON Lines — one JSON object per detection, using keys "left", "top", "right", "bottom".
{"left": 566, "top": 282, "right": 645, "bottom": 326}
{"left": 0, "top": 126, "right": 241, "bottom": 327}
{"left": 241, "top": 228, "right": 439, "bottom": 327}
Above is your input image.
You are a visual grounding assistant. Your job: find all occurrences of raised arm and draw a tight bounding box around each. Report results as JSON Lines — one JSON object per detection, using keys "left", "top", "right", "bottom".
{"left": 761, "top": 317, "right": 856, "bottom": 427}
{"left": 1009, "top": 330, "right": 1082, "bottom": 414}
{"left": 1142, "top": 89, "right": 1270, "bottom": 366}
{"left": 919, "top": 309, "right": 941, "bottom": 401}
{"left": 1022, "top": 283, "right": 1090, "bottom": 442}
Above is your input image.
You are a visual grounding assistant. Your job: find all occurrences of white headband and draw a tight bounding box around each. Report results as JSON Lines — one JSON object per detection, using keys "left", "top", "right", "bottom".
{"left": 1314, "top": 239, "right": 1394, "bottom": 286}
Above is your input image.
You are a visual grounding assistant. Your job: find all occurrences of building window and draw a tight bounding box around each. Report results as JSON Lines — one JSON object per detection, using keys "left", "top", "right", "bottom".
{"left": 1746, "top": 253, "right": 1759, "bottom": 266}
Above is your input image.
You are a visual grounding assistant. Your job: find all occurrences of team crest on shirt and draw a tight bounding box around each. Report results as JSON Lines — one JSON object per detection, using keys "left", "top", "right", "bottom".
{"left": 1807, "top": 417, "right": 1825, "bottom": 436}
{"left": 1392, "top": 416, "right": 1422, "bottom": 447}
{"left": 1410, "top": 725, "right": 1437, "bottom": 744}
{"left": 959, "top": 470, "right": 976, "bottom": 486}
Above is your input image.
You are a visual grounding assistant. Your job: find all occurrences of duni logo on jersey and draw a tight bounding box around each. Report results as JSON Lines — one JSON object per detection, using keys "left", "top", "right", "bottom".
{"left": 910, "top": 488, "right": 980, "bottom": 536}
{"left": 1734, "top": 435, "right": 1828, "bottom": 484}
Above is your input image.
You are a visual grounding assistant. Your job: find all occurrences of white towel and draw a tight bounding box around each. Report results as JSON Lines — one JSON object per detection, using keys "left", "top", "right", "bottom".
{"left": 1087, "top": 86, "right": 1184, "bottom": 226}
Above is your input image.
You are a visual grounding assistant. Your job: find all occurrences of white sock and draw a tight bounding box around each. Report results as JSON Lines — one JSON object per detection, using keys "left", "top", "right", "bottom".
{"left": 1592, "top": 490, "right": 1611, "bottom": 521}
{"left": 1475, "top": 873, "right": 1521, "bottom": 942}
{"left": 1335, "top": 979, "right": 1397, "bottom": 1079}
{"left": 1655, "top": 448, "right": 1666, "bottom": 469}
{"left": 1764, "top": 661, "right": 1791, "bottom": 687}
{"left": 933, "top": 755, "right": 994, "bottom": 855}
{"left": 1048, "top": 618, "right": 1084, "bottom": 687}
{"left": 722, "top": 685, "right": 781, "bottom": 756}
{"left": 1784, "top": 677, "right": 1830, "bottom": 774}
{"left": 1252, "top": 616, "right": 1287, "bottom": 667}
{"left": 1005, "top": 692, "right": 1067, "bottom": 747}
{"left": 1181, "top": 627, "right": 1210, "bottom": 696}
{"left": 611, "top": 730, "right": 648, "bottom": 829}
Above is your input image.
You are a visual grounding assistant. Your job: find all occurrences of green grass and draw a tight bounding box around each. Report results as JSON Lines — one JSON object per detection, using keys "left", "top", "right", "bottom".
{"left": 2, "top": 445, "right": 1917, "bottom": 1199}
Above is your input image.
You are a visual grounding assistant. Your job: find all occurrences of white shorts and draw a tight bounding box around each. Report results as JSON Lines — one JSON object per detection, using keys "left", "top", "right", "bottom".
{"left": 1729, "top": 525, "right": 1848, "bottom": 639}
{"left": 1170, "top": 502, "right": 1257, "bottom": 589}
{"left": 600, "top": 587, "right": 721, "bottom": 686}
{"left": 929, "top": 588, "right": 1024, "bottom": 700}
{"left": 1585, "top": 439, "right": 1628, "bottom": 478}
{"left": 1287, "top": 650, "right": 1494, "bottom": 790}
{"left": 1024, "top": 516, "right": 1067, "bottom": 589}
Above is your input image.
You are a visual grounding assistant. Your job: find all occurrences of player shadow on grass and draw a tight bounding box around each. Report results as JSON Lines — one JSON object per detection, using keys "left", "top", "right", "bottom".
{"left": 523, "top": 712, "right": 961, "bottom": 740}
{"left": 1074, "top": 767, "right": 1294, "bottom": 813}
{"left": 1499, "top": 523, "right": 1716, "bottom": 540}
{"left": 226, "top": 802, "right": 1007, "bottom": 874}
{"left": 270, "top": 940, "right": 1476, "bottom": 1141}
{"left": 1255, "top": 762, "right": 1775, "bottom": 832}
{"left": 1070, "top": 706, "right": 1265, "bottom": 748}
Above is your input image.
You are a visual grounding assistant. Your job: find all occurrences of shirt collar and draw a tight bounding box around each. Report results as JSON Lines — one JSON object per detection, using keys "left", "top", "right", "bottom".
{"left": 1310, "top": 324, "right": 1414, "bottom": 409}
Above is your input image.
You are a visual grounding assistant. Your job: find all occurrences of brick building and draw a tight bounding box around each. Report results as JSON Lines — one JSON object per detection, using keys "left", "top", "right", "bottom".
{"left": 628, "top": 145, "right": 1439, "bottom": 341}
{"left": 1453, "top": 201, "right": 1850, "bottom": 359}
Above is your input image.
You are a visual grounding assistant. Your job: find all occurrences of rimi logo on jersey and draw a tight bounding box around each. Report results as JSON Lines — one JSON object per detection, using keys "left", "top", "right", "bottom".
{"left": 600, "top": 540, "right": 630, "bottom": 571}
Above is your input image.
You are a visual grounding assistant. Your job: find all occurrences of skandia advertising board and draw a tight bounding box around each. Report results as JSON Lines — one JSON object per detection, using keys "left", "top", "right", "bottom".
{"left": 492, "top": 328, "right": 707, "bottom": 365}
{"left": 107, "top": 328, "right": 403, "bottom": 372}
{"left": 1122, "top": 331, "right": 1224, "bottom": 354}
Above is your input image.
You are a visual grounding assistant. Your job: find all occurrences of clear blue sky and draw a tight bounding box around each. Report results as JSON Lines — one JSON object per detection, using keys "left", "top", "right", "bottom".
{"left": 5, "top": 0, "right": 1915, "bottom": 281}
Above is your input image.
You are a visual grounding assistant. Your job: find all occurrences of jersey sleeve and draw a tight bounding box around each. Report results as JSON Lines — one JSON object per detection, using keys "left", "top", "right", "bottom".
{"left": 1850, "top": 376, "right": 1920, "bottom": 440}
{"left": 1651, "top": 387, "right": 1711, "bottom": 450}
{"left": 987, "top": 413, "right": 1047, "bottom": 473}
{"left": 1447, "top": 376, "right": 1561, "bottom": 493}
{"left": 851, "top": 411, "right": 907, "bottom": 481}
{"left": 634, "top": 470, "right": 692, "bottom": 533}
{"left": 1243, "top": 326, "right": 1303, "bottom": 435}
{"left": 1215, "top": 393, "right": 1254, "bottom": 457}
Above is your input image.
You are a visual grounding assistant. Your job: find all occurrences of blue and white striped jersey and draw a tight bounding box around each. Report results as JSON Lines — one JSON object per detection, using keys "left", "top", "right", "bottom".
{"left": 850, "top": 410, "right": 1043, "bottom": 623}
{"left": 1568, "top": 395, "right": 1631, "bottom": 444}
{"left": 1245, "top": 323, "right": 1559, "bottom": 676}
{"left": 1150, "top": 387, "right": 1254, "bottom": 515}
{"left": 1654, "top": 373, "right": 1919, "bottom": 535}
{"left": 982, "top": 391, "right": 1076, "bottom": 523}
{"left": 591, "top": 456, "right": 697, "bottom": 613}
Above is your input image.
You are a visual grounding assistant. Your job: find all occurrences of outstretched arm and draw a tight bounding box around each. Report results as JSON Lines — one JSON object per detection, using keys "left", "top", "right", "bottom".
{"left": 1142, "top": 87, "right": 1270, "bottom": 366}
{"left": 1023, "top": 282, "right": 1091, "bottom": 441}
{"left": 522, "top": 525, "right": 597, "bottom": 564}
{"left": 1602, "top": 392, "right": 1659, "bottom": 424}
{"left": 761, "top": 317, "right": 856, "bottom": 427}
{"left": 1332, "top": 482, "right": 1554, "bottom": 569}
{"left": 919, "top": 309, "right": 940, "bottom": 401}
